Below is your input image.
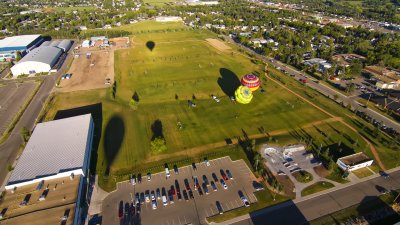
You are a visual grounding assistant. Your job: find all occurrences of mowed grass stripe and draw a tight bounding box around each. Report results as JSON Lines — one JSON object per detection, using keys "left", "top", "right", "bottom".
{"left": 46, "top": 24, "right": 330, "bottom": 177}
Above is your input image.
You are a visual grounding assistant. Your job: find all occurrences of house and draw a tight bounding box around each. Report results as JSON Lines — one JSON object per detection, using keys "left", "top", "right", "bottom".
{"left": 78, "top": 26, "right": 87, "bottom": 31}
{"left": 81, "top": 40, "right": 91, "bottom": 48}
{"left": 337, "top": 152, "right": 373, "bottom": 171}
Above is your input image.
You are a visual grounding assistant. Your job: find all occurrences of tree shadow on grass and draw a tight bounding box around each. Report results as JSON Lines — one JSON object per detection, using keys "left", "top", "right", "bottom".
{"left": 217, "top": 68, "right": 241, "bottom": 97}
{"left": 103, "top": 115, "right": 125, "bottom": 176}
{"left": 151, "top": 119, "right": 164, "bottom": 140}
{"left": 146, "top": 41, "right": 155, "bottom": 51}
{"left": 54, "top": 103, "right": 103, "bottom": 173}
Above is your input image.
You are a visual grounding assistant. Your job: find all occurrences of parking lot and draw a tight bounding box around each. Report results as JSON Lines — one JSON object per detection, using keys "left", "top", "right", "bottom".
{"left": 0, "top": 81, "right": 37, "bottom": 136}
{"left": 102, "top": 157, "right": 258, "bottom": 225}
{"left": 261, "top": 144, "right": 320, "bottom": 176}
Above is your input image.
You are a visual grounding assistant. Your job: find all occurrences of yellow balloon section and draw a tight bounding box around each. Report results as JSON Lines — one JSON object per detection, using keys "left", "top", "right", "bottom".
{"left": 235, "top": 86, "right": 253, "bottom": 104}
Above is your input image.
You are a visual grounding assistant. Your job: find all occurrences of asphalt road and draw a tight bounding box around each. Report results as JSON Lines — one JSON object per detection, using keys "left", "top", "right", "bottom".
{"left": 224, "top": 36, "right": 400, "bottom": 132}
{"left": 0, "top": 48, "right": 75, "bottom": 190}
{"left": 0, "top": 82, "right": 37, "bottom": 135}
{"left": 231, "top": 169, "right": 400, "bottom": 225}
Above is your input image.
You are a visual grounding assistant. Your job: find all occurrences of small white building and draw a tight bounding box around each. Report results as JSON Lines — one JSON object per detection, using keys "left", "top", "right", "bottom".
{"left": 82, "top": 40, "right": 91, "bottom": 48}
{"left": 337, "top": 152, "right": 374, "bottom": 171}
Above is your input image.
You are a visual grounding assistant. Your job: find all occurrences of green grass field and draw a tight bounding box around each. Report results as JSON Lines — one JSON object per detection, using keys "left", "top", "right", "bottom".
{"left": 44, "top": 22, "right": 331, "bottom": 186}
{"left": 141, "top": 0, "right": 184, "bottom": 6}
{"left": 48, "top": 6, "right": 96, "bottom": 13}
{"left": 301, "top": 181, "right": 335, "bottom": 197}
{"left": 43, "top": 21, "right": 398, "bottom": 192}
{"left": 114, "top": 21, "right": 190, "bottom": 34}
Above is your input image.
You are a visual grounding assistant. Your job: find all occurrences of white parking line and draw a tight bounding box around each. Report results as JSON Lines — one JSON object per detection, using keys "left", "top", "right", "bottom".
{"left": 251, "top": 193, "right": 257, "bottom": 202}
{"left": 210, "top": 206, "right": 215, "bottom": 215}
{"left": 225, "top": 203, "right": 230, "bottom": 210}
{"left": 204, "top": 209, "right": 209, "bottom": 217}
{"left": 235, "top": 199, "right": 240, "bottom": 208}
{"left": 230, "top": 201, "right": 235, "bottom": 209}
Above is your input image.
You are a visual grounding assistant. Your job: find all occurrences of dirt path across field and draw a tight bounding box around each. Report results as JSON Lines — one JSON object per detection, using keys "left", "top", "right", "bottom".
{"left": 144, "top": 117, "right": 341, "bottom": 163}
{"left": 206, "top": 38, "right": 232, "bottom": 52}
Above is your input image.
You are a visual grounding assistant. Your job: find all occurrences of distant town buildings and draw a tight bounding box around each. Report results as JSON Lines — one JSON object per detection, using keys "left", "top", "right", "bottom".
{"left": 304, "top": 58, "right": 332, "bottom": 72}
{"left": 364, "top": 65, "right": 400, "bottom": 90}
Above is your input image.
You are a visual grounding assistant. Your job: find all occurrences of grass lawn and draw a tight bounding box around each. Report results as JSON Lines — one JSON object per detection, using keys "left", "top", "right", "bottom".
{"left": 267, "top": 66, "right": 400, "bottom": 169}
{"left": 142, "top": 0, "right": 184, "bottom": 6}
{"left": 114, "top": 21, "right": 190, "bottom": 34}
{"left": 292, "top": 171, "right": 313, "bottom": 183}
{"left": 351, "top": 167, "right": 374, "bottom": 178}
{"left": 44, "top": 22, "right": 398, "bottom": 193}
{"left": 45, "top": 23, "right": 330, "bottom": 190}
{"left": 301, "top": 181, "right": 335, "bottom": 196}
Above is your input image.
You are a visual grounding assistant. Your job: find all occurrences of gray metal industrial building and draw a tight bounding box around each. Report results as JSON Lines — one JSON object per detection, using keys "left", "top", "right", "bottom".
{"left": 10, "top": 46, "right": 62, "bottom": 76}
{"left": 6, "top": 114, "right": 94, "bottom": 189}
{"left": 2, "top": 114, "right": 94, "bottom": 225}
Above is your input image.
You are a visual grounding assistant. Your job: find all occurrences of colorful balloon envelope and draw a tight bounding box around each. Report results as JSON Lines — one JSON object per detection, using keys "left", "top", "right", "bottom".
{"left": 241, "top": 74, "right": 260, "bottom": 92}
{"left": 235, "top": 86, "right": 253, "bottom": 104}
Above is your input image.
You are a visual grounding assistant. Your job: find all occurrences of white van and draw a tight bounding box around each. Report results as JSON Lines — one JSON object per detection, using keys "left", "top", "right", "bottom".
{"left": 165, "top": 168, "right": 170, "bottom": 178}
{"left": 152, "top": 200, "right": 157, "bottom": 210}
{"left": 162, "top": 195, "right": 168, "bottom": 206}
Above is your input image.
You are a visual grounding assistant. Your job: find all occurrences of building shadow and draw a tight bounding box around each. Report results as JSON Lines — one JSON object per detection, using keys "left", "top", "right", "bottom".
{"left": 103, "top": 115, "right": 125, "bottom": 176}
{"left": 354, "top": 195, "right": 399, "bottom": 224}
{"left": 217, "top": 68, "right": 241, "bottom": 97}
{"left": 250, "top": 200, "right": 309, "bottom": 225}
{"left": 54, "top": 103, "right": 103, "bottom": 173}
{"left": 146, "top": 41, "right": 155, "bottom": 51}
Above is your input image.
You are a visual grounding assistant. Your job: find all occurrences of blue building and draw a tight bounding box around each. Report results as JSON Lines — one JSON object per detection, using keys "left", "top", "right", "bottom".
{"left": 0, "top": 35, "right": 44, "bottom": 61}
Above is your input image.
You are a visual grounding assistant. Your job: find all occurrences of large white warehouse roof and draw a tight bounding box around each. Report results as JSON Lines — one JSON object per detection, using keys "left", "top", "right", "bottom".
{"left": 7, "top": 114, "right": 94, "bottom": 187}
{"left": 0, "top": 35, "right": 42, "bottom": 52}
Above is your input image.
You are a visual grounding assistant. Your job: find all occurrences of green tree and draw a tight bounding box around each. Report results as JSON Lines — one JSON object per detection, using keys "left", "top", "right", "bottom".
{"left": 15, "top": 51, "right": 22, "bottom": 61}
{"left": 20, "top": 127, "right": 30, "bottom": 143}
{"left": 150, "top": 137, "right": 167, "bottom": 154}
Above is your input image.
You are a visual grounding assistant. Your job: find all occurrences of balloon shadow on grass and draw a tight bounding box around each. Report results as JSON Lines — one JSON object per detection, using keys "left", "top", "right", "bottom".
{"left": 146, "top": 41, "right": 155, "bottom": 51}
{"left": 218, "top": 68, "right": 241, "bottom": 97}
{"left": 103, "top": 115, "right": 125, "bottom": 176}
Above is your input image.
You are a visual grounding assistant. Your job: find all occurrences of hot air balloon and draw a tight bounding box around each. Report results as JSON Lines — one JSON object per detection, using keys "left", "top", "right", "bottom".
{"left": 235, "top": 86, "right": 253, "bottom": 104}
{"left": 241, "top": 74, "right": 260, "bottom": 92}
